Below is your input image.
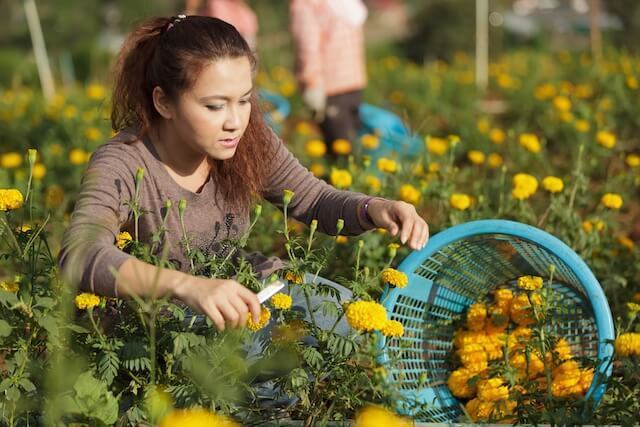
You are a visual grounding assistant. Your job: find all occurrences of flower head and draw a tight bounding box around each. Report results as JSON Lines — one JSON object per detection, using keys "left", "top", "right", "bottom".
{"left": 381, "top": 319, "right": 404, "bottom": 337}
{"left": 519, "top": 133, "right": 541, "bottom": 153}
{"left": 159, "top": 408, "right": 239, "bottom": 427}
{"left": 0, "top": 189, "right": 24, "bottom": 211}
{"left": 330, "top": 168, "right": 352, "bottom": 189}
{"left": 247, "top": 307, "right": 271, "bottom": 331}
{"left": 75, "top": 293, "right": 101, "bottom": 310}
{"left": 346, "top": 300, "right": 387, "bottom": 332}
{"left": 601, "top": 193, "right": 623, "bottom": 209}
{"left": 271, "top": 293, "right": 292, "bottom": 310}
{"left": 542, "top": 176, "right": 564, "bottom": 193}
{"left": 512, "top": 173, "right": 538, "bottom": 200}
{"left": 305, "top": 139, "right": 326, "bottom": 158}
{"left": 596, "top": 131, "right": 616, "bottom": 149}
{"left": 517, "top": 275, "right": 543, "bottom": 291}
{"left": 116, "top": 231, "right": 133, "bottom": 250}
{"left": 450, "top": 193, "right": 471, "bottom": 210}
{"left": 381, "top": 268, "right": 408, "bottom": 288}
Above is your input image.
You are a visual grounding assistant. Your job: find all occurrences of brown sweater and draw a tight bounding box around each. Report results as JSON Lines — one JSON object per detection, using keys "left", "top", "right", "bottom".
{"left": 58, "top": 129, "right": 376, "bottom": 297}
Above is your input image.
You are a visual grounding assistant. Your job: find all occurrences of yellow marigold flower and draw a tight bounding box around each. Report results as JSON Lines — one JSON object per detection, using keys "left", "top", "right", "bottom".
{"left": 627, "top": 302, "right": 640, "bottom": 313}
{"left": 596, "top": 131, "right": 616, "bottom": 149}
{"left": 517, "top": 275, "right": 543, "bottom": 291}
{"left": 1, "top": 152, "right": 22, "bottom": 169}
{"left": 618, "top": 235, "right": 635, "bottom": 250}
{"left": 467, "top": 150, "right": 485, "bottom": 165}
{"left": 285, "top": 271, "right": 304, "bottom": 285}
{"left": 534, "top": 83, "right": 556, "bottom": 100}
{"left": 453, "top": 330, "right": 486, "bottom": 349}
{"left": 332, "top": 139, "right": 352, "bottom": 155}
{"left": 559, "top": 110, "right": 574, "bottom": 123}
{"left": 381, "top": 319, "right": 404, "bottom": 337}
{"left": 365, "top": 175, "right": 381, "bottom": 192}
{"left": 330, "top": 168, "right": 352, "bottom": 189}
{"left": 518, "top": 133, "right": 541, "bottom": 153}
{"left": 582, "top": 219, "right": 605, "bottom": 233}
{"left": 487, "top": 153, "right": 503, "bottom": 169}
{"left": 0, "top": 276, "right": 20, "bottom": 292}
{"left": 552, "top": 95, "right": 572, "bottom": 112}
{"left": 63, "top": 105, "right": 77, "bottom": 119}
{"left": 466, "top": 303, "right": 487, "bottom": 331}
{"left": 511, "top": 350, "right": 544, "bottom": 379}
{"left": 554, "top": 338, "right": 573, "bottom": 361}
{"left": 512, "top": 173, "right": 538, "bottom": 200}
{"left": 575, "top": 120, "right": 590, "bottom": 133}
{"left": 0, "top": 189, "right": 24, "bottom": 211}
{"left": 542, "top": 176, "right": 564, "bottom": 193}
{"left": 477, "top": 118, "right": 490, "bottom": 134}
{"left": 278, "top": 81, "right": 296, "bottom": 97}
{"left": 428, "top": 162, "right": 440, "bottom": 173}
{"left": 159, "top": 408, "right": 239, "bottom": 427}
{"left": 398, "top": 184, "right": 420, "bottom": 204}
{"left": 295, "top": 121, "right": 313, "bottom": 136}
{"left": 627, "top": 76, "right": 638, "bottom": 90}
{"left": 507, "top": 326, "right": 532, "bottom": 350}
{"left": 32, "top": 163, "right": 46, "bottom": 180}
{"left": 601, "top": 193, "right": 623, "bottom": 210}
{"left": 84, "top": 127, "right": 102, "bottom": 142}
{"left": 354, "top": 405, "right": 411, "bottom": 427}
{"left": 86, "top": 83, "right": 106, "bottom": 100}
{"left": 271, "top": 293, "right": 292, "bottom": 310}
{"left": 477, "top": 378, "right": 509, "bottom": 402}
{"left": 450, "top": 193, "right": 471, "bottom": 211}
{"left": 425, "top": 136, "right": 448, "bottom": 156}
{"left": 309, "top": 163, "right": 325, "bottom": 177}
{"left": 75, "top": 292, "right": 101, "bottom": 310}
{"left": 626, "top": 153, "right": 640, "bottom": 168}
{"left": 69, "top": 148, "right": 90, "bottom": 165}
{"left": 494, "top": 288, "right": 513, "bottom": 312}
{"left": 247, "top": 306, "right": 271, "bottom": 331}
{"left": 305, "top": 139, "right": 326, "bottom": 158}
{"left": 345, "top": 300, "right": 387, "bottom": 332}
{"left": 489, "top": 128, "right": 506, "bottom": 145}
{"left": 458, "top": 343, "right": 488, "bottom": 371}
{"left": 578, "top": 368, "right": 594, "bottom": 394}
{"left": 448, "top": 367, "right": 476, "bottom": 398}
{"left": 336, "top": 235, "right": 348, "bottom": 245}
{"left": 510, "top": 292, "right": 542, "bottom": 326}
{"left": 116, "top": 231, "right": 132, "bottom": 250}
{"left": 376, "top": 157, "right": 398, "bottom": 174}
{"left": 575, "top": 83, "right": 593, "bottom": 99}
{"left": 381, "top": 268, "right": 408, "bottom": 288}
{"left": 45, "top": 185, "right": 65, "bottom": 209}
{"left": 360, "top": 134, "right": 380, "bottom": 150}
{"left": 615, "top": 333, "right": 640, "bottom": 357}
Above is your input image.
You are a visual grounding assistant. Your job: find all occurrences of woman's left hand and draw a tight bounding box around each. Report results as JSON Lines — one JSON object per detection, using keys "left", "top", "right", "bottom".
{"left": 367, "top": 199, "right": 429, "bottom": 250}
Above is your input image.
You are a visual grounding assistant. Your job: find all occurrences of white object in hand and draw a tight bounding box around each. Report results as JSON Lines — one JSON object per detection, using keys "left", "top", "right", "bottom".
{"left": 257, "top": 280, "right": 286, "bottom": 304}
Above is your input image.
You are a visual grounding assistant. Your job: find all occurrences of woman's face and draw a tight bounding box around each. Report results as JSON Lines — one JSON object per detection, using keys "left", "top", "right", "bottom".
{"left": 170, "top": 56, "right": 253, "bottom": 160}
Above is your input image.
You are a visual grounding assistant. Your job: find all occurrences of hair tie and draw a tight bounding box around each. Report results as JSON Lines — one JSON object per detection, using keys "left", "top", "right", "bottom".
{"left": 166, "top": 14, "right": 186, "bottom": 32}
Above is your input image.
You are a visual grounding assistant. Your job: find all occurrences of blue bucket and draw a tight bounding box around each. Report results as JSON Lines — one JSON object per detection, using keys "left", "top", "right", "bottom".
{"left": 260, "top": 89, "right": 291, "bottom": 135}
{"left": 359, "top": 103, "right": 423, "bottom": 158}
{"left": 378, "top": 220, "right": 615, "bottom": 422}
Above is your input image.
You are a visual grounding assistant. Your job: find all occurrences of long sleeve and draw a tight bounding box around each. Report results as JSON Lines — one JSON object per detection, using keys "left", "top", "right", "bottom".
{"left": 289, "top": 0, "right": 324, "bottom": 90}
{"left": 261, "top": 133, "right": 375, "bottom": 236}
{"left": 58, "top": 144, "right": 136, "bottom": 297}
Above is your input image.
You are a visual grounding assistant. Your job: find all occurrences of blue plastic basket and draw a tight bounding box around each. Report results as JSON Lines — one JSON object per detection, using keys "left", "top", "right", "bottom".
{"left": 260, "top": 89, "right": 291, "bottom": 135}
{"left": 358, "top": 103, "right": 422, "bottom": 158}
{"left": 378, "top": 220, "right": 615, "bottom": 422}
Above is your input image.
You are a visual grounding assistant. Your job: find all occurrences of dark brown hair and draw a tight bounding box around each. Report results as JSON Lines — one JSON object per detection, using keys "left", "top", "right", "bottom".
{"left": 111, "top": 16, "right": 274, "bottom": 213}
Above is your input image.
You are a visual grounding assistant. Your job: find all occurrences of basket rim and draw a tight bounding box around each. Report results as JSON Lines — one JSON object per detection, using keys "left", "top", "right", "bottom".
{"left": 378, "top": 219, "right": 615, "bottom": 412}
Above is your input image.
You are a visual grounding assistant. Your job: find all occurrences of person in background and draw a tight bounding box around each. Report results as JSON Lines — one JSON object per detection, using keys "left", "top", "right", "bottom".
{"left": 289, "top": 0, "right": 368, "bottom": 158}
{"left": 185, "top": 0, "right": 258, "bottom": 49}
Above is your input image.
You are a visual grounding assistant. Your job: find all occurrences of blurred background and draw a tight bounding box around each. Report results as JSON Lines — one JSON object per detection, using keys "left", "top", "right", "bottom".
{"left": 0, "top": 0, "right": 638, "bottom": 89}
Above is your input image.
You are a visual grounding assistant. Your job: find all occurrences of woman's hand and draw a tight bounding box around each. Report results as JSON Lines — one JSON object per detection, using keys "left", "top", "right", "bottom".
{"left": 367, "top": 199, "right": 429, "bottom": 250}
{"left": 174, "top": 276, "right": 261, "bottom": 331}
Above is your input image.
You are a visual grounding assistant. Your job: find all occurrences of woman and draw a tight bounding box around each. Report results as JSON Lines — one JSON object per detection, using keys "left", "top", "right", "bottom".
{"left": 58, "top": 15, "right": 429, "bottom": 332}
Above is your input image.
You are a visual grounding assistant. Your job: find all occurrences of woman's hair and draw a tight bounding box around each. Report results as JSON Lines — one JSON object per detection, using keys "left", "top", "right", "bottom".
{"left": 111, "top": 15, "right": 274, "bottom": 213}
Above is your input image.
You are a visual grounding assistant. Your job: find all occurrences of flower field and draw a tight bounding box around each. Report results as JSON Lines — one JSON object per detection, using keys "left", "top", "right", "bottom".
{"left": 1, "top": 48, "right": 639, "bottom": 425}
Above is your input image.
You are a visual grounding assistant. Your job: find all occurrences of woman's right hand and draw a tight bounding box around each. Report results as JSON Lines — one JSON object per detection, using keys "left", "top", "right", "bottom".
{"left": 174, "top": 276, "right": 261, "bottom": 331}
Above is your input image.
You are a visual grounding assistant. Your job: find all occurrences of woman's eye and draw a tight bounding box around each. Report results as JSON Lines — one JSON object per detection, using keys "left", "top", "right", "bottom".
{"left": 206, "top": 105, "right": 224, "bottom": 111}
{"left": 239, "top": 99, "right": 250, "bottom": 105}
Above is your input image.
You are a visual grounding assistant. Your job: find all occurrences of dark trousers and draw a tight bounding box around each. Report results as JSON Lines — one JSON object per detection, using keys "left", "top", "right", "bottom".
{"left": 319, "top": 90, "right": 362, "bottom": 156}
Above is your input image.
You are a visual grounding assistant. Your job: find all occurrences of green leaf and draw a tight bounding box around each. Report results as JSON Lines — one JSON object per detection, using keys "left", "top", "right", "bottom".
{"left": 301, "top": 346, "right": 324, "bottom": 370}
{"left": 0, "top": 319, "right": 12, "bottom": 337}
{"left": 327, "top": 333, "right": 355, "bottom": 358}
{"left": 67, "top": 371, "right": 119, "bottom": 425}
{"left": 19, "top": 378, "right": 35, "bottom": 393}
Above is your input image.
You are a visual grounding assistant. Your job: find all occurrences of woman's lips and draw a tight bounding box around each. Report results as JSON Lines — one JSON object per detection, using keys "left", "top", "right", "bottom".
{"left": 218, "top": 136, "right": 240, "bottom": 148}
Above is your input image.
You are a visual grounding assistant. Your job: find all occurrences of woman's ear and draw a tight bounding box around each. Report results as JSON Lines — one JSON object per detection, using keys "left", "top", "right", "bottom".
{"left": 152, "top": 86, "right": 173, "bottom": 119}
